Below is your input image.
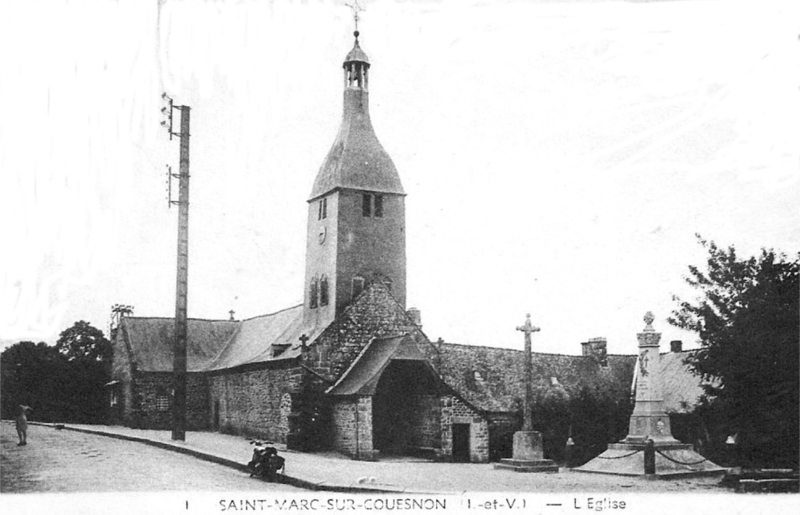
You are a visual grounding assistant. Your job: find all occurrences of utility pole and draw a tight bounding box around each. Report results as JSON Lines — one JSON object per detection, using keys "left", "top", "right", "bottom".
{"left": 161, "top": 93, "right": 191, "bottom": 441}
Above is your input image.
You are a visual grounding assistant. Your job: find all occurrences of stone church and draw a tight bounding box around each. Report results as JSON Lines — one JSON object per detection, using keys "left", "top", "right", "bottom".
{"left": 109, "top": 31, "right": 708, "bottom": 463}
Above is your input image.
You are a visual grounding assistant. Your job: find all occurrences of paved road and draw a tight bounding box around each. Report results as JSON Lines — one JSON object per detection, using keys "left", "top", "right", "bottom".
{"left": 0, "top": 422, "right": 299, "bottom": 493}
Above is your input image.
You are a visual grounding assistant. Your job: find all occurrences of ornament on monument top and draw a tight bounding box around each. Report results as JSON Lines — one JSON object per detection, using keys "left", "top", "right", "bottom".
{"left": 638, "top": 311, "right": 661, "bottom": 347}
{"left": 643, "top": 311, "right": 655, "bottom": 331}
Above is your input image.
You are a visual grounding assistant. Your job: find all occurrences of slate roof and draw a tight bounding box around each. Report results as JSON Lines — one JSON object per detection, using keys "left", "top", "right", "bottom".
{"left": 205, "top": 305, "right": 327, "bottom": 371}
{"left": 120, "top": 317, "right": 239, "bottom": 373}
{"left": 660, "top": 350, "right": 708, "bottom": 413}
{"left": 309, "top": 37, "right": 404, "bottom": 201}
{"left": 119, "top": 305, "right": 335, "bottom": 373}
{"left": 434, "top": 342, "right": 705, "bottom": 415}
{"left": 327, "top": 334, "right": 433, "bottom": 396}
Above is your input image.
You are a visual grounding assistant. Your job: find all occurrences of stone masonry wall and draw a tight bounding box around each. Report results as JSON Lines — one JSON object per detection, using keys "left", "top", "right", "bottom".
{"left": 440, "top": 395, "right": 489, "bottom": 463}
{"left": 408, "top": 394, "right": 441, "bottom": 449}
{"left": 305, "top": 282, "right": 431, "bottom": 385}
{"left": 132, "top": 372, "right": 209, "bottom": 430}
{"left": 331, "top": 396, "right": 376, "bottom": 459}
{"left": 209, "top": 364, "right": 304, "bottom": 443}
{"left": 110, "top": 325, "right": 135, "bottom": 424}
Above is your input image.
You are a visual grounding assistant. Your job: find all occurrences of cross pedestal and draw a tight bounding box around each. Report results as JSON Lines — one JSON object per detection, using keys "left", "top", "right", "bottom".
{"left": 495, "top": 314, "right": 558, "bottom": 473}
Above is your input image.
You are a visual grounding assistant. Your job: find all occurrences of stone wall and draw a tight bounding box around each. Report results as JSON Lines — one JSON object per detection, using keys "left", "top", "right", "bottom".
{"left": 305, "top": 282, "right": 431, "bottom": 383}
{"left": 407, "top": 394, "right": 441, "bottom": 449}
{"left": 208, "top": 363, "right": 305, "bottom": 443}
{"left": 131, "top": 372, "right": 209, "bottom": 430}
{"left": 110, "top": 325, "right": 135, "bottom": 424}
{"left": 440, "top": 395, "right": 490, "bottom": 463}
{"left": 331, "top": 396, "right": 377, "bottom": 459}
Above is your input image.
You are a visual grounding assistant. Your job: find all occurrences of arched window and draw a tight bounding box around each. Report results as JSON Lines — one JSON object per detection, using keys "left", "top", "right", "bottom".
{"left": 320, "top": 275, "right": 329, "bottom": 306}
{"left": 309, "top": 277, "right": 319, "bottom": 309}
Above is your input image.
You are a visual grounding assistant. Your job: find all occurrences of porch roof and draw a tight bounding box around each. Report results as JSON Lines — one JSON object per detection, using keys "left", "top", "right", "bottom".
{"left": 326, "top": 334, "right": 430, "bottom": 396}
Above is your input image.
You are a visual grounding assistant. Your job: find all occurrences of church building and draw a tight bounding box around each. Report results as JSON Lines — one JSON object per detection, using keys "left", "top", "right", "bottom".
{"left": 110, "top": 30, "right": 709, "bottom": 464}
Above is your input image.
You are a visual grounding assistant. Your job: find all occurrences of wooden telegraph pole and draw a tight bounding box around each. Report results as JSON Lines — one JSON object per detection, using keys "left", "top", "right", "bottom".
{"left": 161, "top": 93, "right": 191, "bottom": 441}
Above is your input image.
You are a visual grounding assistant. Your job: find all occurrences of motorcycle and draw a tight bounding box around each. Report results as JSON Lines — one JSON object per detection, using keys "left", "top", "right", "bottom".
{"left": 247, "top": 440, "right": 285, "bottom": 482}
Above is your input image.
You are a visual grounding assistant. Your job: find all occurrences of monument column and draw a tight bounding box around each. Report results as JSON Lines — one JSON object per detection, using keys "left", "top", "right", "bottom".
{"left": 624, "top": 311, "right": 679, "bottom": 444}
{"left": 495, "top": 314, "right": 558, "bottom": 473}
{"left": 575, "top": 312, "right": 725, "bottom": 477}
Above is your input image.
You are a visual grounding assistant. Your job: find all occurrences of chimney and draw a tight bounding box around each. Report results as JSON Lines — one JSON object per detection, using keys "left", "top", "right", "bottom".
{"left": 587, "top": 337, "right": 608, "bottom": 366}
{"left": 407, "top": 307, "right": 422, "bottom": 328}
{"left": 670, "top": 340, "right": 683, "bottom": 353}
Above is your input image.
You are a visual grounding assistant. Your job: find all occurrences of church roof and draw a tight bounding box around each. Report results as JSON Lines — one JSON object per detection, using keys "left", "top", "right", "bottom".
{"left": 435, "top": 342, "right": 708, "bottom": 415}
{"left": 435, "top": 343, "right": 636, "bottom": 413}
{"left": 327, "top": 334, "right": 431, "bottom": 396}
{"left": 205, "top": 305, "right": 328, "bottom": 371}
{"left": 119, "top": 317, "right": 239, "bottom": 373}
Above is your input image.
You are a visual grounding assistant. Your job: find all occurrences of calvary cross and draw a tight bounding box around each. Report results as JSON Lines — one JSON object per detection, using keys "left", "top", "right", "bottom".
{"left": 517, "top": 313, "right": 540, "bottom": 432}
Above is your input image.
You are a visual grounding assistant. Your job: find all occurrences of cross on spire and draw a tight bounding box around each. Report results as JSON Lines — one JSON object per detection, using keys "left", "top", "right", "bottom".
{"left": 346, "top": 0, "right": 364, "bottom": 33}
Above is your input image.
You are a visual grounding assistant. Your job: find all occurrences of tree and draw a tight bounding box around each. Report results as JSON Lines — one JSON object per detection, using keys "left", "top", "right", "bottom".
{"left": 0, "top": 341, "right": 70, "bottom": 421}
{"left": 55, "top": 321, "right": 112, "bottom": 423}
{"left": 669, "top": 236, "right": 799, "bottom": 468}
{"left": 56, "top": 320, "right": 112, "bottom": 363}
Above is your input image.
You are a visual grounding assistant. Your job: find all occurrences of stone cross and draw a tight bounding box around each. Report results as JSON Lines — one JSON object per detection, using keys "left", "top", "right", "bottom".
{"left": 517, "top": 313, "right": 540, "bottom": 432}
{"left": 298, "top": 333, "right": 310, "bottom": 349}
{"left": 228, "top": 309, "right": 235, "bottom": 321}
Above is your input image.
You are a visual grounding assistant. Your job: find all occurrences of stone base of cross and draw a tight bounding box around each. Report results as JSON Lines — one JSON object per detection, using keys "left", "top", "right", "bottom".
{"left": 495, "top": 431, "right": 559, "bottom": 473}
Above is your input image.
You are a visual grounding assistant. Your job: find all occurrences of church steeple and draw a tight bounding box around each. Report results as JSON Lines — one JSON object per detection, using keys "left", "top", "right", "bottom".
{"left": 303, "top": 26, "right": 407, "bottom": 325}
{"left": 309, "top": 31, "right": 404, "bottom": 200}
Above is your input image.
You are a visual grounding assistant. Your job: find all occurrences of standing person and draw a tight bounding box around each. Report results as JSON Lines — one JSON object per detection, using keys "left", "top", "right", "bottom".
{"left": 15, "top": 405, "right": 32, "bottom": 446}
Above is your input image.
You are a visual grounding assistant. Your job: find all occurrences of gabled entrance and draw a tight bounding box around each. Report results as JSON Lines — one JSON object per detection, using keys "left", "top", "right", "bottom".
{"left": 327, "top": 334, "right": 446, "bottom": 459}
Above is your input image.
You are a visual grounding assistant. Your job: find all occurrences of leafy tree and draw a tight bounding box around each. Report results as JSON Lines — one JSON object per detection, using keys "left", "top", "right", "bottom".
{"left": 670, "top": 236, "right": 799, "bottom": 468}
{"left": 0, "top": 341, "right": 70, "bottom": 421}
{"left": 1, "top": 321, "right": 112, "bottom": 424}
{"left": 56, "top": 320, "right": 112, "bottom": 363}
{"left": 55, "top": 321, "right": 112, "bottom": 423}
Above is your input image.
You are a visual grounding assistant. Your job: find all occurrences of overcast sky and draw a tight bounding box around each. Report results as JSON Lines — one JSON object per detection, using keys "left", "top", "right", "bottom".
{"left": 1, "top": 0, "right": 798, "bottom": 355}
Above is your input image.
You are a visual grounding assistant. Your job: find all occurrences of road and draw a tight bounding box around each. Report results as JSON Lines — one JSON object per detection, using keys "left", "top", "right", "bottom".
{"left": 0, "top": 421, "right": 299, "bottom": 493}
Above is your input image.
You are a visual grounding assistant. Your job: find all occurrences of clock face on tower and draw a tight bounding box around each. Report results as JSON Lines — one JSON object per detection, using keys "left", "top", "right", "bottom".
{"left": 318, "top": 226, "right": 327, "bottom": 244}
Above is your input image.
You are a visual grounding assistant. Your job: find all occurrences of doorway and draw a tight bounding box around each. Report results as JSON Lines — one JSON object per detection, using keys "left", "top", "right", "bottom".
{"left": 372, "top": 360, "right": 441, "bottom": 455}
{"left": 452, "top": 423, "right": 471, "bottom": 462}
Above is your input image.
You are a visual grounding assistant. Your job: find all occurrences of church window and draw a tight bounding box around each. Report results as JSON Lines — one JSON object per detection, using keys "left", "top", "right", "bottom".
{"left": 319, "top": 275, "right": 329, "bottom": 306}
{"left": 309, "top": 277, "right": 319, "bottom": 309}
{"left": 318, "top": 197, "right": 327, "bottom": 220}
{"left": 380, "top": 276, "right": 392, "bottom": 292}
{"left": 352, "top": 276, "right": 365, "bottom": 299}
{"left": 374, "top": 195, "right": 383, "bottom": 217}
{"left": 362, "top": 193, "right": 372, "bottom": 217}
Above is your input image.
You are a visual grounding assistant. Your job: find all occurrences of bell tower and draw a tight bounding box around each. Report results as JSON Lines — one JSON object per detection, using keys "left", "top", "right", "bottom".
{"left": 303, "top": 29, "right": 406, "bottom": 326}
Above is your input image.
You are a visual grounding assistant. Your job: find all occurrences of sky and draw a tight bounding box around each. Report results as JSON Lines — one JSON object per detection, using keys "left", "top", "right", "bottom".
{"left": 1, "top": 0, "right": 798, "bottom": 356}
